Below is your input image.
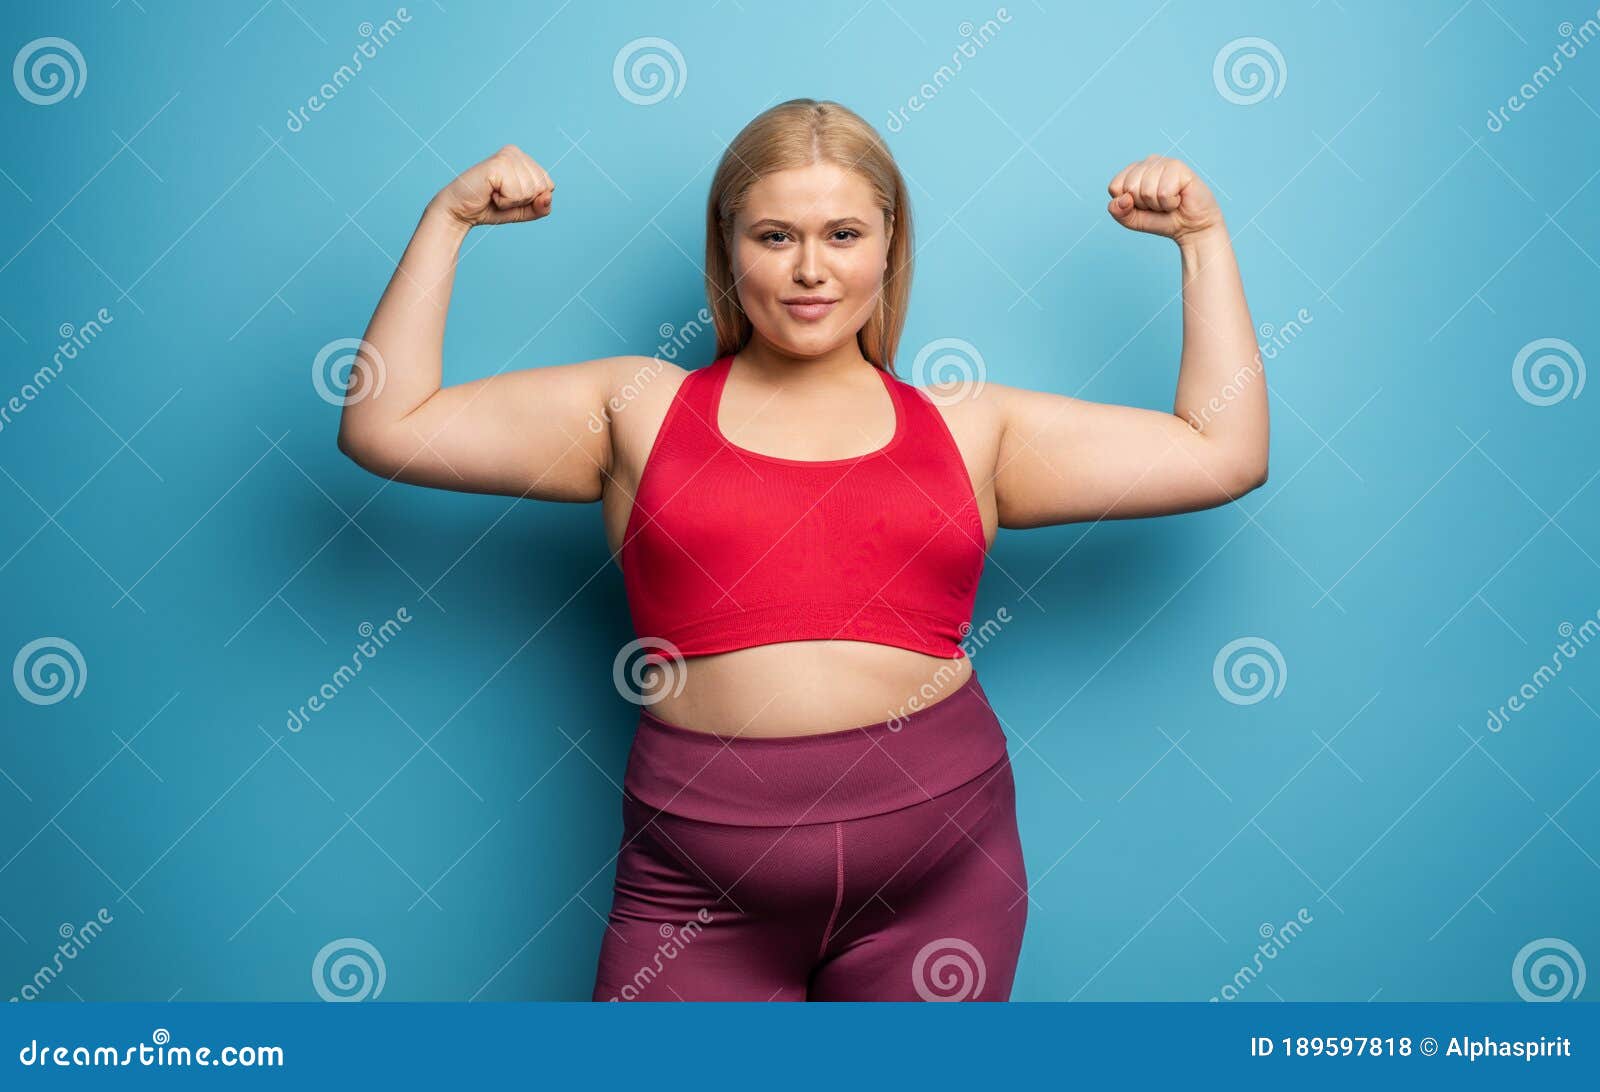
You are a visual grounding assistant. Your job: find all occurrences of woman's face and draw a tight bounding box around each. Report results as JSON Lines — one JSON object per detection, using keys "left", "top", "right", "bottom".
{"left": 727, "top": 162, "right": 891, "bottom": 358}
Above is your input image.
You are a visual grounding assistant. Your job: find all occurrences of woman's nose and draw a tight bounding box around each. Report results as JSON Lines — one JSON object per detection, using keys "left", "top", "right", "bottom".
{"left": 793, "top": 240, "right": 826, "bottom": 285}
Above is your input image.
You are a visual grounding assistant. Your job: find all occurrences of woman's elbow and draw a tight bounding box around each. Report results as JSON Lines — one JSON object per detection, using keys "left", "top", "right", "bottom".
{"left": 1233, "top": 457, "right": 1268, "bottom": 495}
{"left": 337, "top": 427, "right": 391, "bottom": 476}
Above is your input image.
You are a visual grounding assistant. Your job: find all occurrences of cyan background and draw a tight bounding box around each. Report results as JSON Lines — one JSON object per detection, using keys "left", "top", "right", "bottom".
{"left": 0, "top": 0, "right": 1595, "bottom": 1002}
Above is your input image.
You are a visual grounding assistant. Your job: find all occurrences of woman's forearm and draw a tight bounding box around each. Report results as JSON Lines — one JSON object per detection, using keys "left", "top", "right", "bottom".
{"left": 1171, "top": 224, "right": 1269, "bottom": 479}
{"left": 337, "top": 200, "right": 470, "bottom": 452}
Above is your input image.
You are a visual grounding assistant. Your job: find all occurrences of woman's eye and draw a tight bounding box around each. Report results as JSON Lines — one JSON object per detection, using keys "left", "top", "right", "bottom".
{"left": 760, "top": 230, "right": 859, "bottom": 244}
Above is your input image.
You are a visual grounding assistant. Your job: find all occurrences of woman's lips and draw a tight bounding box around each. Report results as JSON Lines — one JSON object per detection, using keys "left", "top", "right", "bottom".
{"left": 781, "top": 299, "right": 837, "bottom": 321}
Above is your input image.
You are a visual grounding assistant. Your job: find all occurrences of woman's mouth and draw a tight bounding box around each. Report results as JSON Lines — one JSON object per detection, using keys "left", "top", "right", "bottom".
{"left": 781, "top": 297, "right": 838, "bottom": 321}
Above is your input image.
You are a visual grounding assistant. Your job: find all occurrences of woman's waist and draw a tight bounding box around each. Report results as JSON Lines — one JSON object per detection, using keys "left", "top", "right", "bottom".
{"left": 622, "top": 659, "right": 1008, "bottom": 826}
{"left": 636, "top": 640, "right": 975, "bottom": 737}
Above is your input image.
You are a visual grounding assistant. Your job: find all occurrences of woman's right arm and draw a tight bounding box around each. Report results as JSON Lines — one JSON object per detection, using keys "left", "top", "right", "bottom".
{"left": 336, "top": 144, "right": 645, "bottom": 502}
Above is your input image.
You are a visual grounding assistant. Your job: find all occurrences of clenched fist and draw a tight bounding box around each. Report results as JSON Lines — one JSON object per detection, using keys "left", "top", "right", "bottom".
{"left": 1106, "top": 155, "right": 1221, "bottom": 242}
{"left": 433, "top": 144, "right": 555, "bottom": 228}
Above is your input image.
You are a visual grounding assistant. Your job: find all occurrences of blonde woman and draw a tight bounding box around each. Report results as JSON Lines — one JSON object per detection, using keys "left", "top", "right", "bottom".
{"left": 337, "top": 99, "right": 1268, "bottom": 1001}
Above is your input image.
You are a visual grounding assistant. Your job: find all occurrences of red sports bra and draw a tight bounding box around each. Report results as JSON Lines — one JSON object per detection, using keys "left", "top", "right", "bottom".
{"left": 620, "top": 353, "right": 987, "bottom": 659}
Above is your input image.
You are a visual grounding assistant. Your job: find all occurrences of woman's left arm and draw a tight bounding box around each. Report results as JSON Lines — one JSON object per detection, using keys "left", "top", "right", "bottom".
{"left": 991, "top": 155, "right": 1269, "bottom": 529}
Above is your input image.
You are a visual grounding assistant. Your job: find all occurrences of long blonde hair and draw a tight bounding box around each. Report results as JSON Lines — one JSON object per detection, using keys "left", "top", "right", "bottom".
{"left": 704, "top": 98, "right": 913, "bottom": 373}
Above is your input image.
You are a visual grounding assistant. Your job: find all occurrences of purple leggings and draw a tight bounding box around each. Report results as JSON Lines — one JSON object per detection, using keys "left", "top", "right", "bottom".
{"left": 591, "top": 672, "right": 1028, "bottom": 1001}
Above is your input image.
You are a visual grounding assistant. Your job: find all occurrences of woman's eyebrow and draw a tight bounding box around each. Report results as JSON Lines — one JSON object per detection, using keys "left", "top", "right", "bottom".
{"left": 747, "top": 216, "right": 870, "bottom": 230}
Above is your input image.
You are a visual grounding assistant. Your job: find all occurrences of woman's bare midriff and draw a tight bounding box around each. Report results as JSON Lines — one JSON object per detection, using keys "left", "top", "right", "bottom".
{"left": 641, "top": 640, "right": 974, "bottom": 738}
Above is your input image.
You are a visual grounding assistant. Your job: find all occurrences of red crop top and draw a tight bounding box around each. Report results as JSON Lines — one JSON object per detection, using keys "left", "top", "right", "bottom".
{"left": 619, "top": 353, "right": 987, "bottom": 659}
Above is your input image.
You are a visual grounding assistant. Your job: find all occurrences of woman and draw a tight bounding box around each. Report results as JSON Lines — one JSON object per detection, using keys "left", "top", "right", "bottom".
{"left": 337, "top": 99, "right": 1268, "bottom": 1001}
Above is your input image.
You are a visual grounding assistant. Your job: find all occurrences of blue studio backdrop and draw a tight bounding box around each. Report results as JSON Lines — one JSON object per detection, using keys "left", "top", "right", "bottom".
{"left": 0, "top": 0, "right": 1596, "bottom": 1005}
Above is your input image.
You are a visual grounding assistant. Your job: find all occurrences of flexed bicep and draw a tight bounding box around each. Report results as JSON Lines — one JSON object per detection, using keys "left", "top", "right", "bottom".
{"left": 991, "top": 384, "right": 1265, "bottom": 527}
{"left": 349, "top": 355, "right": 662, "bottom": 501}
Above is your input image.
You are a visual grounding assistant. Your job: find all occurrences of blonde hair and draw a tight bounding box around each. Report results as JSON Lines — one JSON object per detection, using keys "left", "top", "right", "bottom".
{"left": 704, "top": 98, "right": 913, "bottom": 373}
